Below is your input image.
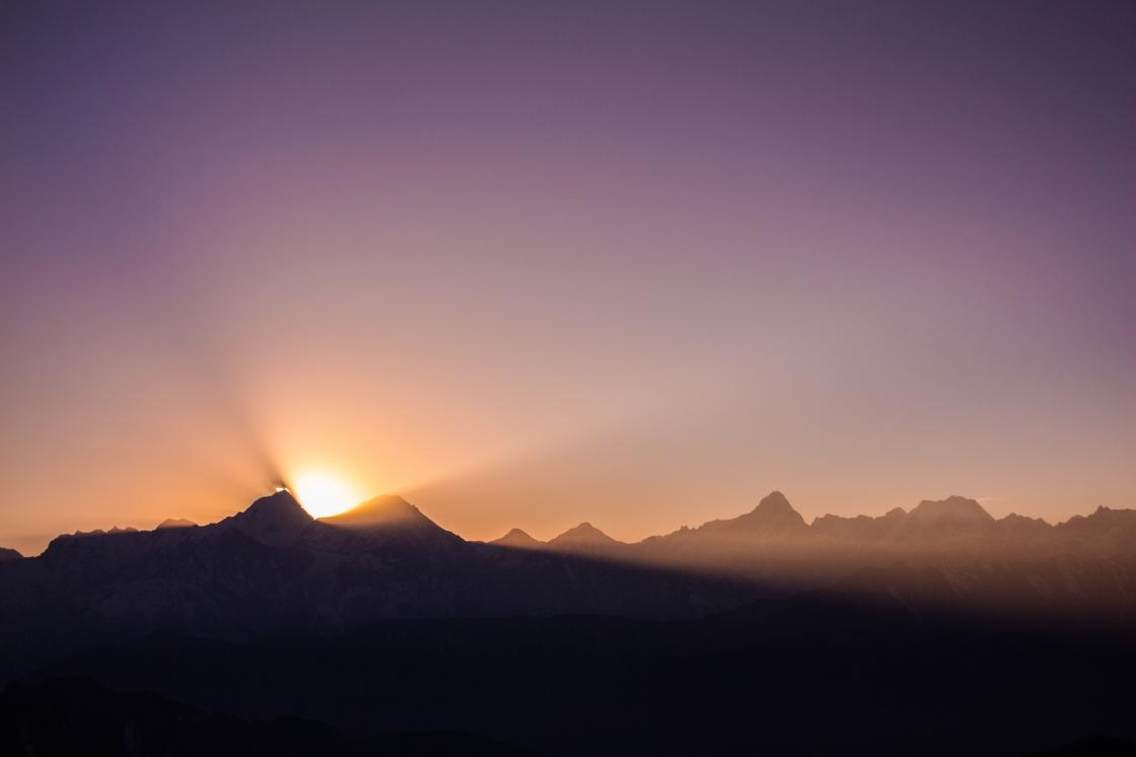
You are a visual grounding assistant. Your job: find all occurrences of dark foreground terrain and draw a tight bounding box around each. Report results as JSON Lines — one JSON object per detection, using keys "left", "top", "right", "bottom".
{"left": 6, "top": 596, "right": 1133, "bottom": 757}
{"left": 2, "top": 490, "right": 1135, "bottom": 755}
{"left": 0, "top": 677, "right": 535, "bottom": 756}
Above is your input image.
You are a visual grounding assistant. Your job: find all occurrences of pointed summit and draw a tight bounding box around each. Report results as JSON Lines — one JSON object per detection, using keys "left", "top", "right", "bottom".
{"left": 545, "top": 518, "right": 627, "bottom": 554}
{"left": 492, "top": 528, "right": 544, "bottom": 549}
{"left": 752, "top": 490, "right": 796, "bottom": 516}
{"left": 664, "top": 490, "right": 808, "bottom": 542}
{"left": 739, "top": 491, "right": 807, "bottom": 531}
{"left": 547, "top": 522, "right": 617, "bottom": 545}
{"left": 323, "top": 494, "right": 434, "bottom": 530}
{"left": 322, "top": 495, "right": 461, "bottom": 547}
{"left": 222, "top": 489, "right": 313, "bottom": 547}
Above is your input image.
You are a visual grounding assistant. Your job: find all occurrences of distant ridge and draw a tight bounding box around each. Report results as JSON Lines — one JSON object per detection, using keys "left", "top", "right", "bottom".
{"left": 31, "top": 488, "right": 1136, "bottom": 560}
{"left": 156, "top": 518, "right": 196, "bottom": 530}
{"left": 640, "top": 490, "right": 809, "bottom": 550}
{"left": 547, "top": 522, "right": 623, "bottom": 551}
{"left": 4, "top": 487, "right": 1136, "bottom": 655}
{"left": 908, "top": 496, "right": 993, "bottom": 524}
{"left": 713, "top": 490, "right": 809, "bottom": 533}
{"left": 492, "top": 528, "right": 544, "bottom": 549}
{"left": 0, "top": 547, "right": 21, "bottom": 562}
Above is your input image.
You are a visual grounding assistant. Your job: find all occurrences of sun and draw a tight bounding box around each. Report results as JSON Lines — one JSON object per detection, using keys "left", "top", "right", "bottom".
{"left": 292, "top": 472, "right": 360, "bottom": 518}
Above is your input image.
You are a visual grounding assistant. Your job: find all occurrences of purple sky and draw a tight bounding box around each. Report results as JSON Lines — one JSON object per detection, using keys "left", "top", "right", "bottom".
{"left": 2, "top": 1, "right": 1133, "bottom": 552}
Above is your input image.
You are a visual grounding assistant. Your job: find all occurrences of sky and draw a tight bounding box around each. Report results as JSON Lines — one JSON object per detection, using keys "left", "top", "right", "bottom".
{"left": 2, "top": 0, "right": 1133, "bottom": 554}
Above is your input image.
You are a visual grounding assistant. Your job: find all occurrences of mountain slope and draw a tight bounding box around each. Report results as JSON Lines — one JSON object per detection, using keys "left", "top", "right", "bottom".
{"left": 321, "top": 495, "right": 462, "bottom": 546}
{"left": 216, "top": 490, "right": 314, "bottom": 547}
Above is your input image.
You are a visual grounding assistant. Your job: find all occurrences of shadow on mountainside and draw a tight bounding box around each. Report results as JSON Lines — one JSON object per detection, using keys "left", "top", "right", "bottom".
{"left": 2, "top": 490, "right": 1136, "bottom": 755}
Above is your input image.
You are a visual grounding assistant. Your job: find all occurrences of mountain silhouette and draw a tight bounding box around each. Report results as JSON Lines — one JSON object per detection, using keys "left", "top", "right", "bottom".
{"left": 0, "top": 548, "right": 21, "bottom": 562}
{"left": 3, "top": 488, "right": 1135, "bottom": 673}
{"left": 663, "top": 490, "right": 809, "bottom": 542}
{"left": 322, "top": 494, "right": 425, "bottom": 527}
{"left": 1, "top": 488, "right": 1135, "bottom": 756}
{"left": 635, "top": 491, "right": 811, "bottom": 571}
{"left": 156, "top": 518, "right": 196, "bottom": 530}
{"left": 717, "top": 489, "right": 809, "bottom": 532}
{"left": 217, "top": 489, "right": 313, "bottom": 547}
{"left": 322, "top": 494, "right": 462, "bottom": 549}
{"left": 491, "top": 528, "right": 544, "bottom": 549}
{"left": 908, "top": 495, "right": 994, "bottom": 524}
{"left": 546, "top": 522, "right": 623, "bottom": 553}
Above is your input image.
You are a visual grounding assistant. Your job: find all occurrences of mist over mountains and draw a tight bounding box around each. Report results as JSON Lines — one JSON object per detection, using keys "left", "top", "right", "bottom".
{"left": 2, "top": 489, "right": 1134, "bottom": 648}
{"left": 506, "top": 490, "right": 1134, "bottom": 556}
{"left": 2, "top": 489, "right": 1135, "bottom": 755}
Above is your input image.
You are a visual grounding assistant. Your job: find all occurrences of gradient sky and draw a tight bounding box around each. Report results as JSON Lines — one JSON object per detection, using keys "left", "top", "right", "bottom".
{"left": 2, "top": 0, "right": 1133, "bottom": 554}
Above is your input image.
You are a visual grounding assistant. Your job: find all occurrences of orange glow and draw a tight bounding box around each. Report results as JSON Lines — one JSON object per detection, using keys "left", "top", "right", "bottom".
{"left": 292, "top": 472, "right": 361, "bottom": 518}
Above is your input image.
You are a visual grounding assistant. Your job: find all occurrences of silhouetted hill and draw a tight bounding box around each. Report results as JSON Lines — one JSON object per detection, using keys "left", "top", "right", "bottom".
{"left": 491, "top": 528, "right": 544, "bottom": 549}
{"left": 546, "top": 522, "right": 623, "bottom": 554}
{"left": 156, "top": 517, "right": 197, "bottom": 530}
{"left": 0, "top": 548, "right": 21, "bottom": 562}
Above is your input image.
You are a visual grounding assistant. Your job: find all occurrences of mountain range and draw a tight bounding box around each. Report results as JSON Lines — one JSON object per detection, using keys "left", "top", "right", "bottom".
{"left": 2, "top": 488, "right": 1135, "bottom": 756}
{"left": 496, "top": 491, "right": 1136, "bottom": 555}
{"left": 1, "top": 489, "right": 1133, "bottom": 658}
{"left": 494, "top": 491, "right": 1136, "bottom": 576}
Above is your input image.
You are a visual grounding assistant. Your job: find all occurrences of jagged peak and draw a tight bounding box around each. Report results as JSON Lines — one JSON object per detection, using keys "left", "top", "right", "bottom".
{"left": 738, "top": 490, "right": 806, "bottom": 529}
{"left": 752, "top": 490, "right": 793, "bottom": 515}
{"left": 242, "top": 489, "right": 310, "bottom": 518}
{"left": 222, "top": 489, "right": 313, "bottom": 546}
